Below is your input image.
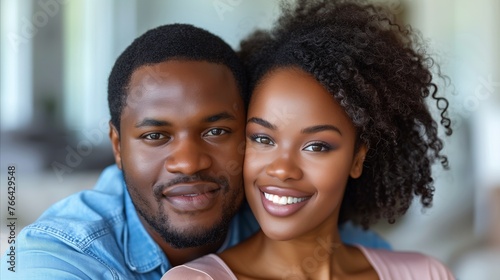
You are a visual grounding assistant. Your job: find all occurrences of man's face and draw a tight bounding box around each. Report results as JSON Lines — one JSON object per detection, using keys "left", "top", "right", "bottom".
{"left": 110, "top": 60, "right": 246, "bottom": 248}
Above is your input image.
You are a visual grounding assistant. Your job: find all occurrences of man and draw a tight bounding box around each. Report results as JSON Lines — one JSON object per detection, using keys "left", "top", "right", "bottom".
{"left": 3, "top": 24, "right": 389, "bottom": 279}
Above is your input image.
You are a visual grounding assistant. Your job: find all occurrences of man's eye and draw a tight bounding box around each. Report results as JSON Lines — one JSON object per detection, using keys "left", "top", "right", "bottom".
{"left": 303, "top": 142, "right": 331, "bottom": 152}
{"left": 144, "top": 133, "right": 165, "bottom": 140}
{"left": 205, "top": 128, "right": 228, "bottom": 136}
{"left": 251, "top": 135, "right": 274, "bottom": 145}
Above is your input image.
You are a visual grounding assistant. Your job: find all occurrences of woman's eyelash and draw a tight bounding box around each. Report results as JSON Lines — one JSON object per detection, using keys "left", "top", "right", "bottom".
{"left": 249, "top": 134, "right": 274, "bottom": 145}
{"left": 248, "top": 134, "right": 333, "bottom": 151}
{"left": 303, "top": 142, "right": 333, "bottom": 152}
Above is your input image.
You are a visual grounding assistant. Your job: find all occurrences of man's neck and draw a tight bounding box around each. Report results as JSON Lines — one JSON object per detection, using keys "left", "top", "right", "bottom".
{"left": 160, "top": 239, "right": 226, "bottom": 267}
{"left": 142, "top": 221, "right": 228, "bottom": 266}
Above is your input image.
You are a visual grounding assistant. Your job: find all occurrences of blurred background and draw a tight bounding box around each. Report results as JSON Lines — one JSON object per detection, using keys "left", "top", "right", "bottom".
{"left": 1, "top": 0, "right": 499, "bottom": 278}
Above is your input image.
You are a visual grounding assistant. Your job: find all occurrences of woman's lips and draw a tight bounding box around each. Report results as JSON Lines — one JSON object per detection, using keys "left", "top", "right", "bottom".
{"left": 258, "top": 186, "right": 312, "bottom": 217}
{"left": 263, "top": 192, "right": 308, "bottom": 205}
{"left": 162, "top": 182, "right": 221, "bottom": 212}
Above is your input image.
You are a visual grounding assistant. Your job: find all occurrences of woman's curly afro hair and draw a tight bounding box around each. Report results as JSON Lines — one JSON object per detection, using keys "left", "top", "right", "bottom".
{"left": 239, "top": 0, "right": 452, "bottom": 228}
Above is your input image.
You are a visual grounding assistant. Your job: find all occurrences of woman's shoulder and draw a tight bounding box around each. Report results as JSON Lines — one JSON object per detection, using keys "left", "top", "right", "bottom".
{"left": 358, "top": 246, "right": 456, "bottom": 280}
{"left": 161, "top": 254, "right": 237, "bottom": 280}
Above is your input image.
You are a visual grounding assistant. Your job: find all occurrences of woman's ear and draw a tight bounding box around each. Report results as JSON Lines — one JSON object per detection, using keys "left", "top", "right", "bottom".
{"left": 109, "top": 122, "right": 122, "bottom": 169}
{"left": 350, "top": 144, "right": 367, "bottom": 178}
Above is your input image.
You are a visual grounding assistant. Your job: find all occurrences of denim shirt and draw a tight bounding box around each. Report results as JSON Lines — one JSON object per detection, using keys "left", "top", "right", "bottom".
{"left": 2, "top": 165, "right": 390, "bottom": 279}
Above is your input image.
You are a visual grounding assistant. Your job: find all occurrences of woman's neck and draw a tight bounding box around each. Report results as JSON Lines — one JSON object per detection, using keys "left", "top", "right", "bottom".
{"left": 220, "top": 227, "right": 374, "bottom": 280}
{"left": 258, "top": 230, "right": 345, "bottom": 279}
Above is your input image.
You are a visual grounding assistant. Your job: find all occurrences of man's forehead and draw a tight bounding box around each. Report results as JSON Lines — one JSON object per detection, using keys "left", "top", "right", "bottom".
{"left": 129, "top": 60, "right": 234, "bottom": 84}
{"left": 120, "top": 89, "right": 245, "bottom": 127}
{"left": 132, "top": 111, "right": 239, "bottom": 129}
{"left": 124, "top": 61, "right": 239, "bottom": 103}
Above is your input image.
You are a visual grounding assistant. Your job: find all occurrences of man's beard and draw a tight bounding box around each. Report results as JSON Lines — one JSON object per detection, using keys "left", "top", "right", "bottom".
{"left": 123, "top": 170, "right": 243, "bottom": 249}
{"left": 137, "top": 204, "right": 231, "bottom": 248}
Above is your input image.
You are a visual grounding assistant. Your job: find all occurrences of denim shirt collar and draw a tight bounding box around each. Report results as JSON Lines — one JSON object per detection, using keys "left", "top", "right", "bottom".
{"left": 123, "top": 185, "right": 169, "bottom": 274}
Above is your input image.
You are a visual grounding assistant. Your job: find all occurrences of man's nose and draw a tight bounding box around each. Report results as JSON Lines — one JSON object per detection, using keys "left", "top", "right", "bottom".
{"left": 165, "top": 138, "right": 212, "bottom": 175}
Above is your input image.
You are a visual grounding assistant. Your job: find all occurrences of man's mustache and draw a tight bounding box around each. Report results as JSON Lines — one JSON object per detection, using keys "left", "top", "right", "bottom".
{"left": 153, "top": 174, "right": 229, "bottom": 198}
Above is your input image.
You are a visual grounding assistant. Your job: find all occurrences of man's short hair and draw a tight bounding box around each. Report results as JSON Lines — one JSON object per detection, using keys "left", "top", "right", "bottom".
{"left": 108, "top": 24, "right": 248, "bottom": 131}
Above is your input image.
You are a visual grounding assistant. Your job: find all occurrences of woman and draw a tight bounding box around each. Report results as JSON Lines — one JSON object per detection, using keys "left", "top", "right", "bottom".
{"left": 162, "top": 0, "right": 455, "bottom": 279}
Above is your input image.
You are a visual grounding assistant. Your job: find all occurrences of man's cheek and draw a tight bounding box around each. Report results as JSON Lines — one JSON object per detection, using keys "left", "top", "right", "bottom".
{"left": 225, "top": 160, "right": 242, "bottom": 177}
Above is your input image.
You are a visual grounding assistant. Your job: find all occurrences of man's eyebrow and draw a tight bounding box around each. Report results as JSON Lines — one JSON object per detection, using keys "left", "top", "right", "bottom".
{"left": 301, "top": 125, "right": 342, "bottom": 135}
{"left": 135, "top": 118, "right": 171, "bottom": 128}
{"left": 247, "top": 117, "right": 277, "bottom": 130}
{"left": 203, "top": 112, "right": 236, "bottom": 123}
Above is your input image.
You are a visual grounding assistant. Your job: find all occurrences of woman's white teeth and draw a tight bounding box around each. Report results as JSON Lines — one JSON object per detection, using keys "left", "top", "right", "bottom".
{"left": 264, "top": 192, "right": 307, "bottom": 205}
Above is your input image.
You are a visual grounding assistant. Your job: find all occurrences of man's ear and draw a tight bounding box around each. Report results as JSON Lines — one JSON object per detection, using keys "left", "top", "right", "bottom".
{"left": 109, "top": 122, "right": 122, "bottom": 170}
{"left": 350, "top": 143, "right": 367, "bottom": 179}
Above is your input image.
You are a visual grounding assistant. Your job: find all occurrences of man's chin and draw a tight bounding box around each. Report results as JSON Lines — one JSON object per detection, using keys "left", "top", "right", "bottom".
{"left": 163, "top": 224, "right": 228, "bottom": 249}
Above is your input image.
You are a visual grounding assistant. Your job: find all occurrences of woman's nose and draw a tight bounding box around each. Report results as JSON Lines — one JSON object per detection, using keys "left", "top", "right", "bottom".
{"left": 265, "top": 154, "right": 303, "bottom": 182}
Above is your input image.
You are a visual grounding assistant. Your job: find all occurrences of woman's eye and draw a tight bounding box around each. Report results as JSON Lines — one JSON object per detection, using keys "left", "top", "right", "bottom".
{"left": 144, "top": 133, "right": 165, "bottom": 140}
{"left": 252, "top": 135, "right": 274, "bottom": 145}
{"left": 205, "top": 128, "right": 227, "bottom": 136}
{"left": 303, "top": 143, "right": 331, "bottom": 152}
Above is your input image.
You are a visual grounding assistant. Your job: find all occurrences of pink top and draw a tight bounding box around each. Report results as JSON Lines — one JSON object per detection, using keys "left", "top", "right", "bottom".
{"left": 162, "top": 246, "right": 455, "bottom": 279}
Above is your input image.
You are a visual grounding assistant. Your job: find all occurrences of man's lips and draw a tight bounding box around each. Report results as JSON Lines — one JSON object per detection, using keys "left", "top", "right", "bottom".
{"left": 161, "top": 182, "right": 221, "bottom": 212}
{"left": 162, "top": 182, "right": 220, "bottom": 197}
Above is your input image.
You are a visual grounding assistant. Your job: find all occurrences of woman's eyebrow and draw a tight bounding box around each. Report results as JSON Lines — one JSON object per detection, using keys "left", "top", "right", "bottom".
{"left": 247, "top": 117, "right": 277, "bottom": 130}
{"left": 301, "top": 124, "right": 342, "bottom": 135}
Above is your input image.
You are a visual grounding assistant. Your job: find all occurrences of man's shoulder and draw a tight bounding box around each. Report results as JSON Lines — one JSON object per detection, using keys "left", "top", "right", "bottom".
{"left": 339, "top": 222, "right": 391, "bottom": 250}
{"left": 23, "top": 189, "right": 125, "bottom": 245}
{"left": 21, "top": 164, "right": 127, "bottom": 251}
{"left": 3, "top": 165, "right": 134, "bottom": 279}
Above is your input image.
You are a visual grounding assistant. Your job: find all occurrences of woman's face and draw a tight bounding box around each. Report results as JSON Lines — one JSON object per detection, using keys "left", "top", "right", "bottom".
{"left": 244, "top": 67, "right": 367, "bottom": 240}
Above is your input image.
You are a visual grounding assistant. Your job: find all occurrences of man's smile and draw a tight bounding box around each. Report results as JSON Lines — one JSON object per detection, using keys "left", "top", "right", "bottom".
{"left": 162, "top": 182, "right": 222, "bottom": 212}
